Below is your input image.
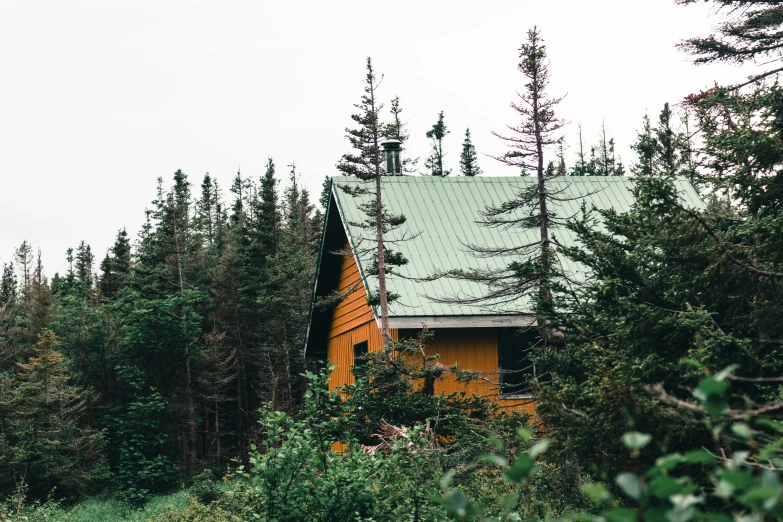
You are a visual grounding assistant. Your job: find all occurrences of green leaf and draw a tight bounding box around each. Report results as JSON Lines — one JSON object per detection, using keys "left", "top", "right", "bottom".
{"left": 715, "top": 480, "right": 734, "bottom": 499}
{"left": 623, "top": 432, "right": 652, "bottom": 450}
{"left": 704, "top": 396, "right": 728, "bottom": 415}
{"left": 755, "top": 418, "right": 783, "bottom": 433}
{"left": 582, "top": 482, "right": 611, "bottom": 503}
{"left": 502, "top": 493, "right": 520, "bottom": 510}
{"left": 504, "top": 454, "right": 535, "bottom": 483}
{"left": 648, "top": 453, "right": 683, "bottom": 476}
{"left": 759, "top": 437, "right": 783, "bottom": 461}
{"left": 480, "top": 454, "right": 508, "bottom": 467}
{"left": 615, "top": 472, "right": 644, "bottom": 501}
{"left": 721, "top": 470, "right": 754, "bottom": 491}
{"left": 649, "top": 476, "right": 681, "bottom": 498}
{"left": 529, "top": 438, "right": 551, "bottom": 459}
{"left": 606, "top": 507, "right": 638, "bottom": 522}
{"left": 683, "top": 450, "right": 716, "bottom": 464}
{"left": 731, "top": 422, "right": 752, "bottom": 439}
{"left": 714, "top": 364, "right": 739, "bottom": 382}
{"left": 678, "top": 358, "right": 702, "bottom": 369}
{"left": 698, "top": 377, "right": 729, "bottom": 396}
{"left": 516, "top": 427, "right": 532, "bottom": 441}
{"left": 739, "top": 486, "right": 781, "bottom": 509}
{"left": 440, "top": 469, "right": 456, "bottom": 489}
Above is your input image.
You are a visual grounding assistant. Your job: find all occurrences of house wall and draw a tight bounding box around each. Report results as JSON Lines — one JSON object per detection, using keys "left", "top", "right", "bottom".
{"left": 325, "top": 244, "right": 397, "bottom": 392}
{"left": 325, "top": 244, "right": 533, "bottom": 415}
{"left": 399, "top": 328, "right": 535, "bottom": 415}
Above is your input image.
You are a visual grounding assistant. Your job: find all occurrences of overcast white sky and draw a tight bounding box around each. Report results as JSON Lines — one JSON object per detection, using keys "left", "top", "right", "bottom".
{"left": 0, "top": 1, "right": 752, "bottom": 275}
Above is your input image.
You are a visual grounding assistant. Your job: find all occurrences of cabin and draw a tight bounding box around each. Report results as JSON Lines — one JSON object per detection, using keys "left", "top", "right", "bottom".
{"left": 304, "top": 173, "right": 703, "bottom": 412}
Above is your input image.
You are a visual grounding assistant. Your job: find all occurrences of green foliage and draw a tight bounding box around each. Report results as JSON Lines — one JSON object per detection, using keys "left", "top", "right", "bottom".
{"left": 439, "top": 371, "right": 783, "bottom": 521}
{"left": 241, "top": 367, "right": 445, "bottom": 522}
{"left": 536, "top": 82, "right": 783, "bottom": 480}
{"left": 425, "top": 111, "right": 451, "bottom": 176}
{"left": 460, "top": 128, "right": 482, "bottom": 177}
{"left": 0, "top": 331, "right": 109, "bottom": 500}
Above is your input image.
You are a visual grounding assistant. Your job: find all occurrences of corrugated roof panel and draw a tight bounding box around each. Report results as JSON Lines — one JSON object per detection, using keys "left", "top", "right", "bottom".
{"left": 331, "top": 175, "right": 703, "bottom": 317}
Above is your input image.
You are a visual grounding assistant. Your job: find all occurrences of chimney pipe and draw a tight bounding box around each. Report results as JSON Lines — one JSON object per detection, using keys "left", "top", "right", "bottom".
{"left": 381, "top": 139, "right": 402, "bottom": 176}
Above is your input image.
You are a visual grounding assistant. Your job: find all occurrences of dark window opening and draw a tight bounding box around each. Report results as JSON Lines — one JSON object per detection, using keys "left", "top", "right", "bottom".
{"left": 353, "top": 340, "right": 369, "bottom": 372}
{"left": 498, "top": 328, "right": 540, "bottom": 396}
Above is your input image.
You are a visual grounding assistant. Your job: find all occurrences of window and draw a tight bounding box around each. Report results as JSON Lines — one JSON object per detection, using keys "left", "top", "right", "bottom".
{"left": 497, "top": 328, "right": 539, "bottom": 396}
{"left": 352, "top": 340, "right": 368, "bottom": 371}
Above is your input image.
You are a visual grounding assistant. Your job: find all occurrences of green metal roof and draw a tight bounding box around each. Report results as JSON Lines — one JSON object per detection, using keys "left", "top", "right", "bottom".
{"left": 330, "top": 175, "right": 703, "bottom": 318}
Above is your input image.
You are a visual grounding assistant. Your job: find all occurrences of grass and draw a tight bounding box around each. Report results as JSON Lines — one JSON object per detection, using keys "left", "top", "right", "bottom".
{"left": 55, "top": 490, "right": 190, "bottom": 522}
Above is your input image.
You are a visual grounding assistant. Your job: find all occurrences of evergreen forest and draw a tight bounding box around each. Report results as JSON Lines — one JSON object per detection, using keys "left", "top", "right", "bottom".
{"left": 4, "top": 1, "right": 783, "bottom": 520}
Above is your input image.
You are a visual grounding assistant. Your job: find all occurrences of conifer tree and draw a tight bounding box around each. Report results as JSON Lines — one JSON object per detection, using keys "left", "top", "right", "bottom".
{"left": 196, "top": 173, "right": 218, "bottom": 245}
{"left": 384, "top": 96, "right": 417, "bottom": 173}
{"left": 424, "top": 111, "right": 450, "bottom": 176}
{"left": 336, "top": 57, "right": 403, "bottom": 345}
{"left": 483, "top": 26, "right": 567, "bottom": 326}
{"left": 555, "top": 137, "right": 567, "bottom": 176}
{"left": 569, "top": 124, "right": 595, "bottom": 176}
{"left": 0, "top": 263, "right": 15, "bottom": 306}
{"left": 319, "top": 176, "right": 332, "bottom": 210}
{"left": 591, "top": 123, "right": 625, "bottom": 176}
{"left": 257, "top": 158, "right": 280, "bottom": 255}
{"left": 630, "top": 104, "right": 689, "bottom": 177}
{"left": 65, "top": 248, "right": 75, "bottom": 284}
{"left": 99, "top": 229, "right": 132, "bottom": 300}
{"left": 676, "top": 0, "right": 783, "bottom": 87}
{"left": 0, "top": 331, "right": 108, "bottom": 498}
{"left": 632, "top": 113, "right": 657, "bottom": 176}
{"left": 15, "top": 240, "right": 33, "bottom": 293}
{"left": 655, "top": 102, "right": 677, "bottom": 174}
{"left": 459, "top": 128, "right": 482, "bottom": 176}
{"left": 75, "top": 240, "right": 94, "bottom": 286}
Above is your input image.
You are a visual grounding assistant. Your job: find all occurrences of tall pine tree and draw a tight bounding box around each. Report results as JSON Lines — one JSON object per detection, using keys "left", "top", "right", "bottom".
{"left": 424, "top": 111, "right": 450, "bottom": 176}
{"left": 459, "top": 128, "right": 482, "bottom": 176}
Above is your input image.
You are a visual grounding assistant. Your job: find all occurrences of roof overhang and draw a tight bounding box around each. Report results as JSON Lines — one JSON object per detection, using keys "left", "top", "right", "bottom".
{"left": 388, "top": 314, "right": 536, "bottom": 329}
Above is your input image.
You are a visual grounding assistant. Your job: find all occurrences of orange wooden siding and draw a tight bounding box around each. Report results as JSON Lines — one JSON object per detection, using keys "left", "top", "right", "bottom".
{"left": 402, "top": 328, "right": 535, "bottom": 416}
{"left": 325, "top": 243, "right": 534, "bottom": 416}
{"left": 325, "top": 244, "right": 397, "bottom": 392}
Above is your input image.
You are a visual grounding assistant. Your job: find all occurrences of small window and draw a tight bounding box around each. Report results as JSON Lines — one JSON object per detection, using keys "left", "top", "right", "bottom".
{"left": 352, "top": 340, "right": 369, "bottom": 371}
{"left": 498, "top": 328, "right": 539, "bottom": 396}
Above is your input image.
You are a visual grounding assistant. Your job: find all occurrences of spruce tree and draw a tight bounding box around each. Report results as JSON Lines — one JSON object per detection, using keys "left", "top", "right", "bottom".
{"left": 99, "top": 229, "right": 132, "bottom": 299}
{"left": 630, "top": 104, "right": 690, "bottom": 177}
{"left": 0, "top": 263, "right": 15, "bottom": 306}
{"left": 569, "top": 124, "right": 596, "bottom": 176}
{"left": 384, "top": 96, "right": 417, "bottom": 173}
{"left": 75, "top": 240, "right": 94, "bottom": 286}
{"left": 676, "top": 0, "right": 783, "bottom": 86}
{"left": 655, "top": 102, "right": 677, "bottom": 174}
{"left": 424, "top": 111, "right": 450, "bottom": 176}
{"left": 257, "top": 158, "right": 280, "bottom": 255}
{"left": 336, "top": 57, "right": 403, "bottom": 345}
{"left": 15, "top": 240, "right": 33, "bottom": 292}
{"left": 632, "top": 112, "right": 657, "bottom": 176}
{"left": 459, "top": 128, "right": 482, "bottom": 176}
{"left": 0, "top": 330, "right": 108, "bottom": 498}
{"left": 555, "top": 137, "right": 567, "bottom": 176}
{"left": 196, "top": 173, "right": 217, "bottom": 245}
{"left": 319, "top": 176, "right": 332, "bottom": 210}
{"left": 485, "top": 26, "right": 567, "bottom": 327}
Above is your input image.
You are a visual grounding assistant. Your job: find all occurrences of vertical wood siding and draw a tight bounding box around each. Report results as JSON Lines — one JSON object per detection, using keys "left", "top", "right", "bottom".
{"left": 324, "top": 243, "right": 534, "bottom": 415}
{"left": 325, "top": 244, "right": 397, "bottom": 392}
{"left": 405, "top": 328, "right": 535, "bottom": 416}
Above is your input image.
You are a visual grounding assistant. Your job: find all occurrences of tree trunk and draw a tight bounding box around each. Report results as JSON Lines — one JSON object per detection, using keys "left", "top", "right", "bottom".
{"left": 370, "top": 82, "right": 391, "bottom": 347}
{"left": 171, "top": 199, "right": 198, "bottom": 474}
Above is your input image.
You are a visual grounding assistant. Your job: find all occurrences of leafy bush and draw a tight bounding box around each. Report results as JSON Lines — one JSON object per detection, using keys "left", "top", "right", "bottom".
{"left": 440, "top": 366, "right": 783, "bottom": 521}
{"left": 239, "top": 366, "right": 445, "bottom": 521}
